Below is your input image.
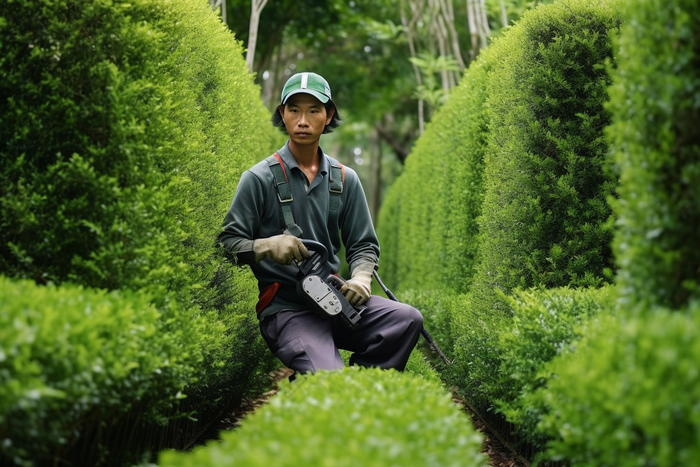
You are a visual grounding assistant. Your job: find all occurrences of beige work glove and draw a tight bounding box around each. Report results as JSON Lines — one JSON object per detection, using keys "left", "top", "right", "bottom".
{"left": 340, "top": 263, "right": 374, "bottom": 307}
{"left": 253, "top": 235, "right": 309, "bottom": 265}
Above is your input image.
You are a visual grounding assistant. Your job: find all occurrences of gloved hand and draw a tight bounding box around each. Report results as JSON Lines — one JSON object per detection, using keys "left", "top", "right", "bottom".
{"left": 339, "top": 265, "right": 373, "bottom": 307}
{"left": 253, "top": 235, "right": 309, "bottom": 264}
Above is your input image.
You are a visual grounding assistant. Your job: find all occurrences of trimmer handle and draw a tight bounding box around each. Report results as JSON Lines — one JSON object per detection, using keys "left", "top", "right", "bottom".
{"left": 296, "top": 239, "right": 331, "bottom": 278}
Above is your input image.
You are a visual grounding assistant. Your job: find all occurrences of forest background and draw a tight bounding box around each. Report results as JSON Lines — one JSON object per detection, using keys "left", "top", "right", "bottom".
{"left": 217, "top": 0, "right": 550, "bottom": 219}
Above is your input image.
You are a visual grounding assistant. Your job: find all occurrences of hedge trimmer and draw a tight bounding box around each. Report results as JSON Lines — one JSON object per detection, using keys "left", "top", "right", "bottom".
{"left": 294, "top": 240, "right": 451, "bottom": 366}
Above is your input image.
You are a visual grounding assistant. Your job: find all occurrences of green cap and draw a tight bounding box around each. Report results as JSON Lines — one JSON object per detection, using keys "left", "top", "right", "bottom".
{"left": 281, "top": 72, "right": 332, "bottom": 104}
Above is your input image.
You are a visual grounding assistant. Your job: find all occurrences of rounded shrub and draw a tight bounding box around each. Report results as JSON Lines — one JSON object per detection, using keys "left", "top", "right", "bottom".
{"left": 469, "top": 0, "right": 621, "bottom": 318}
{"left": 0, "top": 0, "right": 280, "bottom": 463}
{"left": 606, "top": 0, "right": 700, "bottom": 311}
{"left": 450, "top": 0, "right": 622, "bottom": 413}
{"left": 0, "top": 276, "right": 215, "bottom": 465}
{"left": 535, "top": 304, "right": 700, "bottom": 466}
{"left": 159, "top": 367, "right": 486, "bottom": 467}
{"left": 495, "top": 285, "right": 616, "bottom": 448}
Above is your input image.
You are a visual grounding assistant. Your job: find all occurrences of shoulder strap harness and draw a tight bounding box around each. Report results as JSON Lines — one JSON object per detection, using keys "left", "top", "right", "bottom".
{"left": 266, "top": 152, "right": 344, "bottom": 237}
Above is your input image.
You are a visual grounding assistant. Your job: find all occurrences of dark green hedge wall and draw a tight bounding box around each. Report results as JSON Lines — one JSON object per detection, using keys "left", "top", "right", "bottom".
{"left": 468, "top": 0, "right": 620, "bottom": 317}
{"left": 606, "top": 0, "right": 700, "bottom": 311}
{"left": 0, "top": 0, "right": 281, "bottom": 464}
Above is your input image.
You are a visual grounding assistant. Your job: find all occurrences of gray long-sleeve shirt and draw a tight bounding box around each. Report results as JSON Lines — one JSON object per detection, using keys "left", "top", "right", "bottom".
{"left": 218, "top": 141, "right": 379, "bottom": 319}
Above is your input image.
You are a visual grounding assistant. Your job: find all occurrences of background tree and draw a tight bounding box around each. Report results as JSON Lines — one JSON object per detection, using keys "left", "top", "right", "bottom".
{"left": 223, "top": 0, "right": 551, "bottom": 215}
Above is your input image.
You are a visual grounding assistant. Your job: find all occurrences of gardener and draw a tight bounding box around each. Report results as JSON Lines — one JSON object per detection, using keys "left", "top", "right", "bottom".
{"left": 217, "top": 72, "right": 423, "bottom": 377}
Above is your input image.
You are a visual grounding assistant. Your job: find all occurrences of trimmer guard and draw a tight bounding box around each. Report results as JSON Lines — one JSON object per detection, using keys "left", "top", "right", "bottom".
{"left": 295, "top": 240, "right": 362, "bottom": 330}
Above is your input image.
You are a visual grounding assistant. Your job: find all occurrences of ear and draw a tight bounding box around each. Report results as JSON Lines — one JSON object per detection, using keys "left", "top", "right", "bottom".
{"left": 278, "top": 105, "right": 285, "bottom": 123}
{"left": 325, "top": 106, "right": 335, "bottom": 125}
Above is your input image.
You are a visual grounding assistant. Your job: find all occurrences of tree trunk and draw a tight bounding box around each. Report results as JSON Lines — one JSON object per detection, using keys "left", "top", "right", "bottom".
{"left": 401, "top": 0, "right": 426, "bottom": 134}
{"left": 500, "top": 0, "right": 508, "bottom": 28}
{"left": 467, "top": 0, "right": 491, "bottom": 60}
{"left": 246, "top": 0, "right": 269, "bottom": 73}
{"left": 209, "top": 0, "right": 226, "bottom": 24}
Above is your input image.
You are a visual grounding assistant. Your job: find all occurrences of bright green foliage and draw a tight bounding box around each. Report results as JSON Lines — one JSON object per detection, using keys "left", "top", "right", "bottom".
{"left": 376, "top": 48, "right": 492, "bottom": 294}
{"left": 0, "top": 0, "right": 280, "bottom": 463}
{"left": 158, "top": 367, "right": 486, "bottom": 467}
{"left": 606, "top": 0, "right": 700, "bottom": 311}
{"left": 0, "top": 277, "right": 215, "bottom": 464}
{"left": 535, "top": 304, "right": 700, "bottom": 466}
{"left": 494, "top": 285, "right": 615, "bottom": 448}
{"left": 398, "top": 289, "right": 459, "bottom": 364}
{"left": 0, "top": 0, "right": 278, "bottom": 300}
{"left": 448, "top": 291, "right": 507, "bottom": 409}
{"left": 470, "top": 0, "right": 620, "bottom": 318}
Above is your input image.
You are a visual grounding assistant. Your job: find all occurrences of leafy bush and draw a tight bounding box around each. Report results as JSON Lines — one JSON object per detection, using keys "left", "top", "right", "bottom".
{"left": 449, "top": 292, "right": 507, "bottom": 410}
{"left": 495, "top": 285, "right": 616, "bottom": 448}
{"left": 0, "top": 0, "right": 280, "bottom": 463}
{"left": 0, "top": 276, "right": 215, "bottom": 464}
{"left": 469, "top": 0, "right": 620, "bottom": 318}
{"left": 606, "top": 0, "right": 700, "bottom": 311}
{"left": 159, "top": 367, "right": 485, "bottom": 467}
{"left": 535, "top": 304, "right": 700, "bottom": 466}
{"left": 376, "top": 44, "right": 492, "bottom": 294}
{"left": 447, "top": 0, "right": 622, "bottom": 414}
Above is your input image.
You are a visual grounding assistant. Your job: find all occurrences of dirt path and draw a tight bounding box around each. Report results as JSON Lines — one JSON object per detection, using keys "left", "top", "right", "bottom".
{"left": 210, "top": 368, "right": 529, "bottom": 466}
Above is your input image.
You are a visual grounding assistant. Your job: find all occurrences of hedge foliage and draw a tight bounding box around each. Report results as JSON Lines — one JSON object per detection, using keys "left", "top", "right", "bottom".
{"left": 536, "top": 305, "right": 700, "bottom": 466}
{"left": 468, "top": 0, "right": 619, "bottom": 317}
{"left": 606, "top": 0, "right": 700, "bottom": 311}
{"left": 159, "top": 367, "right": 486, "bottom": 467}
{"left": 1, "top": 0, "right": 281, "bottom": 464}
{"left": 527, "top": 1, "right": 700, "bottom": 464}
{"left": 494, "top": 286, "right": 615, "bottom": 449}
{"left": 0, "top": 277, "right": 215, "bottom": 464}
{"left": 376, "top": 45, "right": 491, "bottom": 294}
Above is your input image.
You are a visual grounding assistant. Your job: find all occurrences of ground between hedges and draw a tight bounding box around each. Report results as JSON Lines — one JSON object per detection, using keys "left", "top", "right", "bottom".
{"left": 202, "top": 367, "right": 529, "bottom": 467}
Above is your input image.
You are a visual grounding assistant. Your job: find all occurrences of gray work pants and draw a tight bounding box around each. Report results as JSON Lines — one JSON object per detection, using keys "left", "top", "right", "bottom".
{"left": 259, "top": 296, "right": 423, "bottom": 376}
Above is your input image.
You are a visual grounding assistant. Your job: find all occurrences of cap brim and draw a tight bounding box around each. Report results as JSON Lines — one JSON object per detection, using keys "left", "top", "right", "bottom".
{"left": 282, "top": 89, "right": 330, "bottom": 104}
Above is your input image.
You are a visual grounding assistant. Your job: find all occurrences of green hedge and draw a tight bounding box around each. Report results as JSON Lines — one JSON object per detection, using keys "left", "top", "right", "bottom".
{"left": 528, "top": 1, "right": 700, "bottom": 464}
{"left": 441, "top": 0, "right": 621, "bottom": 413}
{"left": 0, "top": 0, "right": 281, "bottom": 464}
{"left": 158, "top": 367, "right": 485, "bottom": 467}
{"left": 495, "top": 285, "right": 615, "bottom": 449}
{"left": 376, "top": 45, "right": 492, "bottom": 294}
{"left": 468, "top": 0, "right": 620, "bottom": 318}
{"left": 535, "top": 305, "right": 700, "bottom": 466}
{"left": 0, "top": 277, "right": 215, "bottom": 464}
{"left": 606, "top": 0, "right": 700, "bottom": 311}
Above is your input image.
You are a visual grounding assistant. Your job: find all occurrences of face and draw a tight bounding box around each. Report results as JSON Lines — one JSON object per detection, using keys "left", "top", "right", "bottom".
{"left": 279, "top": 93, "right": 335, "bottom": 146}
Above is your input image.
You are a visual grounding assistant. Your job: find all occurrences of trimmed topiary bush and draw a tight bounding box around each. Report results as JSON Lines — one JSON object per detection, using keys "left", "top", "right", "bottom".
{"left": 495, "top": 285, "right": 616, "bottom": 449}
{"left": 449, "top": 0, "right": 622, "bottom": 413}
{"left": 606, "top": 0, "right": 700, "bottom": 311}
{"left": 535, "top": 304, "right": 700, "bottom": 466}
{"left": 158, "top": 367, "right": 486, "bottom": 467}
{"left": 469, "top": 0, "right": 620, "bottom": 318}
{"left": 0, "top": 0, "right": 281, "bottom": 464}
{"left": 0, "top": 276, "right": 215, "bottom": 465}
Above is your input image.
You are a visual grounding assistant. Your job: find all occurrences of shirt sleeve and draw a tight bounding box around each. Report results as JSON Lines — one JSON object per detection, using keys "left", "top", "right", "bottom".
{"left": 217, "top": 170, "right": 264, "bottom": 265}
{"left": 340, "top": 168, "right": 380, "bottom": 274}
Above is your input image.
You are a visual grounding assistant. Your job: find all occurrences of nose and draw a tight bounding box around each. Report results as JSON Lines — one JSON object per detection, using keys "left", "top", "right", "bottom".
{"left": 297, "top": 112, "right": 309, "bottom": 126}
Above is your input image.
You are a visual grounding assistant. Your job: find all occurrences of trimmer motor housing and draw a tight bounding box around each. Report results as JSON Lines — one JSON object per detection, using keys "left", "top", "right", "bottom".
{"left": 295, "top": 240, "right": 363, "bottom": 330}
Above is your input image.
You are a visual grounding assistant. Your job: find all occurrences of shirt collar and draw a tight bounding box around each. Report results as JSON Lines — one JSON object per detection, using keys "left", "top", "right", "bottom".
{"left": 278, "top": 140, "right": 330, "bottom": 176}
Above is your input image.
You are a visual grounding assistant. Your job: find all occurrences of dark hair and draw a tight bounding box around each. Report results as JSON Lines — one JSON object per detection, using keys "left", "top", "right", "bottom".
{"left": 271, "top": 100, "right": 342, "bottom": 134}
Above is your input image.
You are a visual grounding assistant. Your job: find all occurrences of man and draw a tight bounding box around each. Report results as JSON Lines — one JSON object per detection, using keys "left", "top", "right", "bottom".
{"left": 218, "top": 72, "right": 422, "bottom": 377}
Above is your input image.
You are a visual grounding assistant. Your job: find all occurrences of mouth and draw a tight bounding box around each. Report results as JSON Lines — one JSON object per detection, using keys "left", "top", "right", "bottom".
{"left": 295, "top": 132, "right": 311, "bottom": 137}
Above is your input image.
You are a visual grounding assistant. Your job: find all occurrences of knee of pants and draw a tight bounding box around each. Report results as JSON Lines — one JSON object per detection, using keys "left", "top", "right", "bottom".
{"left": 395, "top": 303, "right": 423, "bottom": 334}
{"left": 403, "top": 304, "right": 423, "bottom": 327}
